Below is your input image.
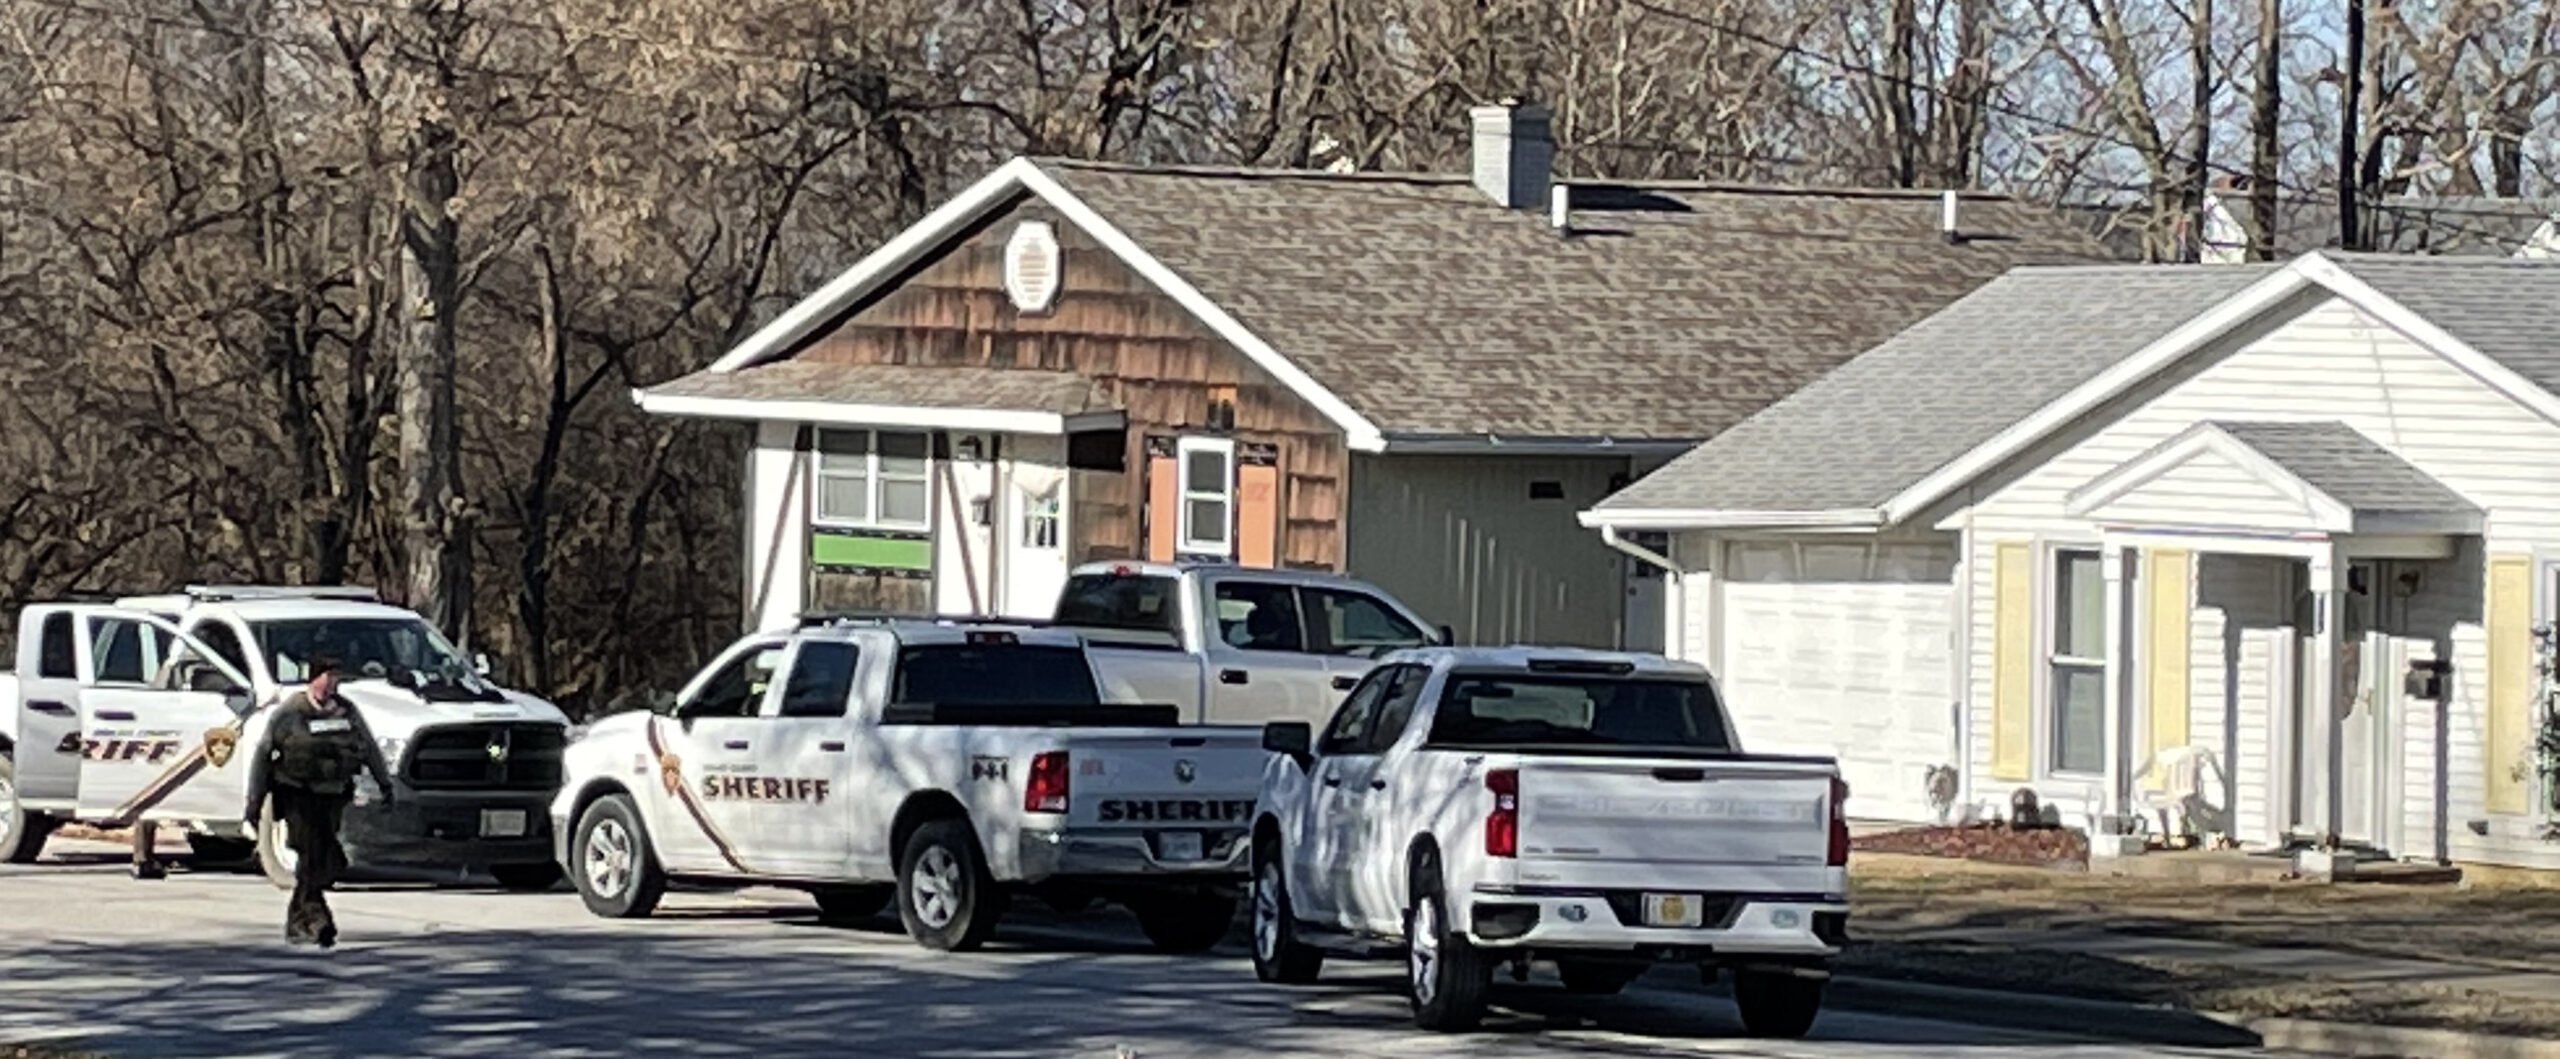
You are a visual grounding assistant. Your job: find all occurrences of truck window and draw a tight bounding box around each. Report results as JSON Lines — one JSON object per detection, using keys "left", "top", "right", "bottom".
{"left": 1306, "top": 589, "right": 1427, "bottom": 657}
{"left": 1212, "top": 581, "right": 1304, "bottom": 652}
{"left": 778, "top": 642, "right": 860, "bottom": 718}
{"left": 1361, "top": 665, "right": 1430, "bottom": 753}
{"left": 38, "top": 612, "right": 75, "bottom": 679}
{"left": 1317, "top": 669, "right": 1393, "bottom": 755}
{"left": 681, "top": 645, "right": 783, "bottom": 720}
{"left": 1427, "top": 674, "right": 1735, "bottom": 752}
{"left": 253, "top": 618, "right": 467, "bottom": 683}
{"left": 191, "top": 622, "right": 253, "bottom": 679}
{"left": 1054, "top": 573, "right": 1181, "bottom": 636}
{"left": 88, "top": 618, "right": 171, "bottom": 686}
{"left": 893, "top": 644, "right": 1100, "bottom": 707}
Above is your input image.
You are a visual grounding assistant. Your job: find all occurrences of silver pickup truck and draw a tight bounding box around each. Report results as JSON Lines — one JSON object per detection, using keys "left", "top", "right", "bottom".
{"left": 1051, "top": 562, "right": 1448, "bottom": 731}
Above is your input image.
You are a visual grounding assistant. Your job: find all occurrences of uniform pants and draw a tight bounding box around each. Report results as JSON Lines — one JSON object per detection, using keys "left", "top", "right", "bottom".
{"left": 274, "top": 784, "right": 350, "bottom": 942}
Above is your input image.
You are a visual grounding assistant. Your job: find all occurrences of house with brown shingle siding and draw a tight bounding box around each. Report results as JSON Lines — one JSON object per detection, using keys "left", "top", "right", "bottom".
{"left": 636, "top": 103, "right": 2108, "bottom": 650}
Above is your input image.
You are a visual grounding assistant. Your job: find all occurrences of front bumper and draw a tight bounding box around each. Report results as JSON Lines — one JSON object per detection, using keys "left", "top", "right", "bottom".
{"left": 1460, "top": 886, "right": 1848, "bottom": 959}
{"left": 343, "top": 783, "right": 558, "bottom": 869}
{"left": 1014, "top": 826, "right": 1251, "bottom": 885}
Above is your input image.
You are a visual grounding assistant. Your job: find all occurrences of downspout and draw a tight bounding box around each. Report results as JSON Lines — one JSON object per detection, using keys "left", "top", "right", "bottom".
{"left": 1600, "top": 524, "right": 1683, "bottom": 655}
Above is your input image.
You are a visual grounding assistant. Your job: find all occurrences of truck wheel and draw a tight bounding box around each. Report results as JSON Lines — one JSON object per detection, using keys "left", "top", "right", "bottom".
{"left": 896, "top": 818, "right": 1005, "bottom": 952}
{"left": 573, "top": 795, "right": 666, "bottom": 918}
{"left": 0, "top": 757, "right": 56, "bottom": 865}
{"left": 186, "top": 834, "right": 258, "bottom": 865}
{"left": 255, "top": 796, "right": 298, "bottom": 891}
{"left": 1131, "top": 890, "right": 1236, "bottom": 954}
{"left": 491, "top": 862, "right": 565, "bottom": 893}
{"left": 1406, "top": 867, "right": 1492, "bottom": 1031}
{"left": 1250, "top": 853, "right": 1324, "bottom": 984}
{"left": 1557, "top": 959, "right": 1647, "bottom": 995}
{"left": 813, "top": 885, "right": 893, "bottom": 923}
{"left": 1733, "top": 969, "right": 1826, "bottom": 1039}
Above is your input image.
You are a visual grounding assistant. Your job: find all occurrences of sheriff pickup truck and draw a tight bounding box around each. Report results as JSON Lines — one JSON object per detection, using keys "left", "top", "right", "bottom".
{"left": 553, "top": 617, "right": 1267, "bottom": 953}
{"left": 0, "top": 585, "right": 573, "bottom": 890}
{"left": 1249, "top": 647, "right": 1849, "bottom": 1035}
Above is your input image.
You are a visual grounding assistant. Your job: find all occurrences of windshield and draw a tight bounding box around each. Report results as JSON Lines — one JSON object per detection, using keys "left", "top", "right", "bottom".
{"left": 250, "top": 617, "right": 471, "bottom": 684}
{"left": 1427, "top": 674, "right": 1735, "bottom": 751}
{"left": 893, "top": 644, "right": 1102, "bottom": 707}
{"left": 1053, "top": 573, "right": 1181, "bottom": 636}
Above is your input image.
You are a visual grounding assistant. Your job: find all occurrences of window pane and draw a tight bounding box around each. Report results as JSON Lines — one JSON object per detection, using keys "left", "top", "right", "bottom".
{"left": 1365, "top": 667, "right": 1429, "bottom": 753}
{"left": 1213, "top": 580, "right": 1303, "bottom": 652}
{"left": 38, "top": 613, "right": 74, "bottom": 678}
{"left": 2055, "top": 551, "right": 2105, "bottom": 658}
{"left": 1320, "top": 674, "right": 1390, "bottom": 755}
{"left": 816, "top": 430, "right": 869, "bottom": 472}
{"left": 895, "top": 644, "right": 1102, "bottom": 706}
{"left": 1183, "top": 450, "right": 1228, "bottom": 495}
{"left": 1185, "top": 499, "right": 1229, "bottom": 545}
{"left": 780, "top": 642, "right": 861, "bottom": 718}
{"left": 817, "top": 475, "right": 869, "bottom": 522}
{"left": 1428, "top": 676, "right": 1734, "bottom": 752}
{"left": 877, "top": 432, "right": 929, "bottom": 475}
{"left": 2051, "top": 662, "right": 2105, "bottom": 773}
{"left": 881, "top": 480, "right": 930, "bottom": 525}
{"left": 1312, "top": 589, "right": 1425, "bottom": 656}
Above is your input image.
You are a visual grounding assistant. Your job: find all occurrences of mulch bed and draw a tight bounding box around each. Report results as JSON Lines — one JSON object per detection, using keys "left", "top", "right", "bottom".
{"left": 1853, "top": 823, "right": 2088, "bottom": 868}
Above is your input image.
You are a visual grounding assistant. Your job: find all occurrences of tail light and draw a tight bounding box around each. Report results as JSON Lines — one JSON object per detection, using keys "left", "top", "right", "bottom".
{"left": 1827, "top": 776, "right": 1850, "bottom": 867}
{"left": 1025, "top": 750, "right": 1070, "bottom": 813}
{"left": 1484, "top": 768, "right": 1519, "bottom": 859}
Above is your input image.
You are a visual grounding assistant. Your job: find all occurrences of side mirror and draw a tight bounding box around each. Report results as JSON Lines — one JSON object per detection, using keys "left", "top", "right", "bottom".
{"left": 1262, "top": 721, "right": 1313, "bottom": 764}
{"left": 472, "top": 652, "right": 496, "bottom": 679}
{"left": 1436, "top": 624, "right": 1455, "bottom": 645}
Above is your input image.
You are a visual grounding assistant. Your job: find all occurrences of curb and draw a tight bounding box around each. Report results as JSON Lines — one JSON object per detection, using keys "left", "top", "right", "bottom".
{"left": 1826, "top": 974, "right": 2560, "bottom": 1058}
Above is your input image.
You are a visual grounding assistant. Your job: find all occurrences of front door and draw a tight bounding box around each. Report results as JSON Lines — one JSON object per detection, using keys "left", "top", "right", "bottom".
{"left": 650, "top": 637, "right": 787, "bottom": 875}
{"left": 2334, "top": 563, "right": 2396, "bottom": 848}
{"left": 12, "top": 607, "right": 94, "bottom": 809}
{"left": 759, "top": 638, "right": 865, "bottom": 876}
{"left": 1201, "top": 578, "right": 1335, "bottom": 728}
{"left": 71, "top": 611, "right": 258, "bottom": 826}
{"left": 999, "top": 437, "right": 1072, "bottom": 621}
{"left": 1295, "top": 669, "right": 1390, "bottom": 928}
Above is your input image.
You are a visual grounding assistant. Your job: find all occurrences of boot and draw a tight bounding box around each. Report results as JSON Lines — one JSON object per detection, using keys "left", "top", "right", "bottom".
{"left": 129, "top": 859, "right": 166, "bottom": 881}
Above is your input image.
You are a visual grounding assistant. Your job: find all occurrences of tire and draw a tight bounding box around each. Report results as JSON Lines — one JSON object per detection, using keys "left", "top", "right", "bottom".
{"left": 813, "top": 885, "right": 893, "bottom": 923}
{"left": 1250, "top": 851, "right": 1323, "bottom": 984}
{"left": 1733, "top": 968, "right": 1827, "bottom": 1039}
{"left": 1405, "top": 863, "right": 1491, "bottom": 1032}
{"left": 896, "top": 818, "right": 1005, "bottom": 952}
{"left": 1557, "top": 959, "right": 1647, "bottom": 996}
{"left": 571, "top": 795, "right": 667, "bottom": 918}
{"left": 1130, "top": 890, "right": 1237, "bottom": 954}
{"left": 185, "top": 834, "right": 258, "bottom": 864}
{"left": 255, "top": 796, "right": 298, "bottom": 891}
{"left": 0, "top": 757, "right": 55, "bottom": 865}
{"left": 491, "top": 861, "right": 565, "bottom": 893}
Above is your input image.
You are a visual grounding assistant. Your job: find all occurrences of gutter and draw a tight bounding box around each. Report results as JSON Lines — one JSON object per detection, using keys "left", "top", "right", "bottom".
{"left": 1599, "top": 525, "right": 1684, "bottom": 657}
{"left": 1380, "top": 433, "right": 1703, "bottom": 456}
{"left": 1577, "top": 507, "right": 1889, "bottom": 532}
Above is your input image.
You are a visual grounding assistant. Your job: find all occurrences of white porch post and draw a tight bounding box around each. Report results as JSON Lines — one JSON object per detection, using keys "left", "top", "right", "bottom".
{"left": 2307, "top": 544, "right": 2345, "bottom": 841}
{"left": 2102, "top": 541, "right": 2131, "bottom": 826}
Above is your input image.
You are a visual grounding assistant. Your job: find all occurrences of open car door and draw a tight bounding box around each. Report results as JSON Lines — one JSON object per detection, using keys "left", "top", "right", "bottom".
{"left": 72, "top": 609, "right": 259, "bottom": 826}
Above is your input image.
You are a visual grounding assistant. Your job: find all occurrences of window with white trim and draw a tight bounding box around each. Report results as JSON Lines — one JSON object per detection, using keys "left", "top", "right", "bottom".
{"left": 814, "top": 429, "right": 931, "bottom": 530}
{"left": 1176, "top": 436, "right": 1234, "bottom": 556}
{"left": 2048, "top": 548, "right": 2107, "bottom": 775}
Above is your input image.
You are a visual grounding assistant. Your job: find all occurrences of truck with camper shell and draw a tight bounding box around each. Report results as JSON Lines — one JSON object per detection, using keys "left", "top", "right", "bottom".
{"left": 1250, "top": 646, "right": 1850, "bottom": 1036}
{"left": 0, "top": 585, "right": 573, "bottom": 891}
{"left": 553, "top": 615, "right": 1269, "bottom": 953}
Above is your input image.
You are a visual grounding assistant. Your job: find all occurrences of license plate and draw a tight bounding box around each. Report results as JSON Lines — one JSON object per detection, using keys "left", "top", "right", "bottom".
{"left": 1643, "top": 892, "right": 1705, "bottom": 928}
{"left": 1157, "top": 831, "right": 1204, "bottom": 862}
{"left": 479, "top": 809, "right": 528, "bottom": 838}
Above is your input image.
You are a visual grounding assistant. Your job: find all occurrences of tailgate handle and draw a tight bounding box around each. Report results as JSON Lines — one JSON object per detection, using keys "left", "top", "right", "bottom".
{"left": 1368, "top": 778, "right": 1386, "bottom": 790}
{"left": 96, "top": 709, "right": 137, "bottom": 722}
{"left": 1652, "top": 767, "right": 1708, "bottom": 782}
{"left": 1218, "top": 668, "right": 1249, "bottom": 685}
{"left": 28, "top": 700, "right": 74, "bottom": 717}
{"left": 1168, "top": 737, "right": 1206, "bottom": 748}
{"left": 819, "top": 740, "right": 847, "bottom": 752}
{"left": 722, "top": 740, "right": 751, "bottom": 751}
{"left": 1330, "top": 675, "right": 1357, "bottom": 691}
{"left": 1321, "top": 771, "right": 1342, "bottom": 788}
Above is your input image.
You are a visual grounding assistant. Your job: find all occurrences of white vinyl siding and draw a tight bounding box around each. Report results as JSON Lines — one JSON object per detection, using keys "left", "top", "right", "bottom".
{"left": 1952, "top": 295, "right": 2560, "bottom": 867}
{"left": 814, "top": 428, "right": 931, "bottom": 531}
{"left": 1345, "top": 454, "right": 1635, "bottom": 648}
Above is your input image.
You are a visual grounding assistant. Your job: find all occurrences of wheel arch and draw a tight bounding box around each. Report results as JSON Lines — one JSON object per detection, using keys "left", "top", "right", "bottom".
{"left": 1404, "top": 834, "right": 1442, "bottom": 899}
{"left": 567, "top": 777, "right": 636, "bottom": 837}
{"left": 890, "top": 789, "right": 972, "bottom": 865}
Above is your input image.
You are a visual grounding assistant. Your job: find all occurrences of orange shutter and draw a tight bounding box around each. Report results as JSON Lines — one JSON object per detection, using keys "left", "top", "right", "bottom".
{"left": 1145, "top": 437, "right": 1178, "bottom": 562}
{"left": 1237, "top": 444, "right": 1279, "bottom": 568}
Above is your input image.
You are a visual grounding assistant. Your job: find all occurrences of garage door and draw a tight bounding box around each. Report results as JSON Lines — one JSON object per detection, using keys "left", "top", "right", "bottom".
{"left": 1718, "top": 540, "right": 1957, "bottom": 824}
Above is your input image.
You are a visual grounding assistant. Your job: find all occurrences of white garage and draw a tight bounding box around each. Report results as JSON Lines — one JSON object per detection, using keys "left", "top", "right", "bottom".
{"left": 1692, "top": 537, "right": 1961, "bottom": 823}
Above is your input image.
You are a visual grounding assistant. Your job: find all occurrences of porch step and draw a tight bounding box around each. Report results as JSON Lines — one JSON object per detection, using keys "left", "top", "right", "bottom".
{"left": 2097, "top": 847, "right": 2462, "bottom": 886}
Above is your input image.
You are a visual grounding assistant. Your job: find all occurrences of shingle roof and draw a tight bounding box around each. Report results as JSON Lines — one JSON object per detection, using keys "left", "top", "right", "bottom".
{"left": 2209, "top": 421, "right": 2477, "bottom": 514}
{"left": 2216, "top": 194, "right": 2558, "bottom": 258}
{"left": 2328, "top": 254, "right": 2560, "bottom": 397}
{"left": 1593, "top": 265, "right": 2282, "bottom": 514}
{"left": 645, "top": 360, "right": 1115, "bottom": 416}
{"left": 1040, "top": 160, "right": 2111, "bottom": 439}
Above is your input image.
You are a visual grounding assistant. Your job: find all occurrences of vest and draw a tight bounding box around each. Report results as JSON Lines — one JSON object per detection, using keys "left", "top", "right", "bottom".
{"left": 271, "top": 698, "right": 369, "bottom": 794}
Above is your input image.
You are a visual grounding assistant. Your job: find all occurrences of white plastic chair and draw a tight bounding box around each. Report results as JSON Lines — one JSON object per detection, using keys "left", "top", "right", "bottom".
{"left": 2130, "top": 745, "right": 2222, "bottom": 843}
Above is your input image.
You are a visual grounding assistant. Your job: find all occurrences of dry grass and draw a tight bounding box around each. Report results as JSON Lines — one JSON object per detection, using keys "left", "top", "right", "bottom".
{"left": 1846, "top": 852, "right": 2560, "bottom": 1038}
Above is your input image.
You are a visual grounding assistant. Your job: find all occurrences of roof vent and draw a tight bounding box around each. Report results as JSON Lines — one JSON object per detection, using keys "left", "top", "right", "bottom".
{"left": 1004, "top": 221, "right": 1061, "bottom": 313}
{"left": 1470, "top": 100, "right": 1553, "bottom": 210}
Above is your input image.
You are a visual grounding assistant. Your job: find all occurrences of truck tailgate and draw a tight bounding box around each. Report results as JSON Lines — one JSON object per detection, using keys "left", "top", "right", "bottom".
{"left": 1056, "top": 729, "right": 1264, "bottom": 853}
{"left": 1518, "top": 757, "right": 1838, "bottom": 895}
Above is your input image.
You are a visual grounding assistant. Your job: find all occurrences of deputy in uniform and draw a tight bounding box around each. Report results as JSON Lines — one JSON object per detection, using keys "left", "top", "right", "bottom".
{"left": 243, "top": 656, "right": 395, "bottom": 947}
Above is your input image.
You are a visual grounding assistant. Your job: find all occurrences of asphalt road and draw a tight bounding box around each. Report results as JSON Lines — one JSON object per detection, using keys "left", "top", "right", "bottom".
{"left": 0, "top": 840, "right": 2323, "bottom": 1059}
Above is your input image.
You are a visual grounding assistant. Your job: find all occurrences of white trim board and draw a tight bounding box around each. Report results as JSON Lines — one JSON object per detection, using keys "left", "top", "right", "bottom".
{"left": 1885, "top": 251, "right": 2560, "bottom": 528}
{"left": 1576, "top": 507, "right": 1885, "bottom": 531}
{"left": 635, "top": 391, "right": 1127, "bottom": 436}
{"left": 693, "top": 156, "right": 1387, "bottom": 452}
{"left": 2062, "top": 422, "right": 2484, "bottom": 537}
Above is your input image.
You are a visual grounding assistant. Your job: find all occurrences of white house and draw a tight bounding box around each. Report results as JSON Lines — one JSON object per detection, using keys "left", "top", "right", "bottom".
{"left": 1583, "top": 251, "right": 2560, "bottom": 870}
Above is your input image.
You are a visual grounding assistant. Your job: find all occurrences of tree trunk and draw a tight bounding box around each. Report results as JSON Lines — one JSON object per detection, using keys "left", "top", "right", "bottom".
{"left": 2188, "top": 0, "right": 2212, "bottom": 262}
{"left": 2249, "top": 0, "right": 2281, "bottom": 260}
{"left": 2339, "top": 0, "right": 2364, "bottom": 251}
{"left": 396, "top": 117, "right": 468, "bottom": 638}
{"left": 1886, "top": 0, "right": 1920, "bottom": 187}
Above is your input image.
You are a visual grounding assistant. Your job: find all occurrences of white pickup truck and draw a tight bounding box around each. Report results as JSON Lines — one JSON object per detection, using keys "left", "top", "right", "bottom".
{"left": 552, "top": 618, "right": 1267, "bottom": 953}
{"left": 0, "top": 586, "right": 573, "bottom": 890}
{"left": 1053, "top": 561, "right": 1447, "bottom": 730}
{"left": 1249, "top": 647, "right": 1849, "bottom": 1035}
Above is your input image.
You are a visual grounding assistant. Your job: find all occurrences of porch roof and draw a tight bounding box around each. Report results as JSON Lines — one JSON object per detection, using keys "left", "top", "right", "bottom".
{"left": 2066, "top": 420, "right": 2482, "bottom": 536}
{"left": 636, "top": 361, "right": 1124, "bottom": 435}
